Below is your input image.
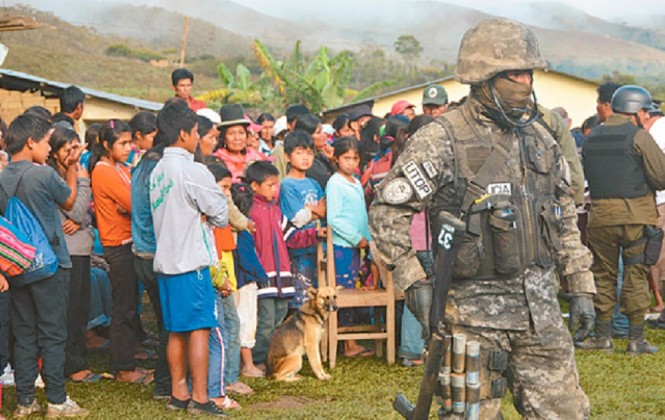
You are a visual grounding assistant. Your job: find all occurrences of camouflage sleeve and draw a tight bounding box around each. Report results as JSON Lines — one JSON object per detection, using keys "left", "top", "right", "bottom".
{"left": 555, "top": 157, "right": 596, "bottom": 296}
{"left": 549, "top": 111, "right": 585, "bottom": 206}
{"left": 368, "top": 121, "right": 455, "bottom": 291}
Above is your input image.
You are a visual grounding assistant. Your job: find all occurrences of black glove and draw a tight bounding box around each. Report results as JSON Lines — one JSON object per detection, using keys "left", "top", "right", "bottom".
{"left": 404, "top": 279, "right": 433, "bottom": 341}
{"left": 569, "top": 293, "right": 595, "bottom": 342}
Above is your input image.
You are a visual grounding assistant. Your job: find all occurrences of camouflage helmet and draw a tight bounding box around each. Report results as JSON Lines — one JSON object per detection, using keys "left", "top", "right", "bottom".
{"left": 611, "top": 85, "right": 656, "bottom": 114}
{"left": 455, "top": 18, "right": 547, "bottom": 85}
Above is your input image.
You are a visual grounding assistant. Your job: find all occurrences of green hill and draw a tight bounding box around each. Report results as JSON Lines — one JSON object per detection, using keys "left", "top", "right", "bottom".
{"left": 0, "top": 6, "right": 237, "bottom": 103}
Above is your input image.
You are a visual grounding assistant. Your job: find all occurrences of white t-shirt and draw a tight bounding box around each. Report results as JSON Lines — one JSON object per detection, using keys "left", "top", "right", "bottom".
{"left": 649, "top": 117, "right": 665, "bottom": 205}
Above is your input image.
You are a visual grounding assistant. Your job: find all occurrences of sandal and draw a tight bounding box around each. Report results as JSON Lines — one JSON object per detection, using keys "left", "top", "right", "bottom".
{"left": 69, "top": 371, "right": 102, "bottom": 383}
{"left": 344, "top": 346, "right": 375, "bottom": 358}
{"left": 240, "top": 366, "right": 265, "bottom": 378}
{"left": 225, "top": 381, "right": 254, "bottom": 396}
{"left": 401, "top": 358, "right": 424, "bottom": 367}
{"left": 212, "top": 396, "right": 241, "bottom": 410}
{"left": 116, "top": 370, "right": 153, "bottom": 385}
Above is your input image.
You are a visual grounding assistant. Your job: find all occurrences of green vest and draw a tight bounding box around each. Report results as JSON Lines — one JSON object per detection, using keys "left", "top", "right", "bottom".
{"left": 582, "top": 122, "right": 649, "bottom": 199}
{"left": 431, "top": 104, "right": 564, "bottom": 281}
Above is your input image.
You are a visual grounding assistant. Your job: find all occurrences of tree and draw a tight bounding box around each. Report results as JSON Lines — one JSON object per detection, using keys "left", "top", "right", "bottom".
{"left": 601, "top": 70, "right": 637, "bottom": 86}
{"left": 394, "top": 35, "right": 423, "bottom": 62}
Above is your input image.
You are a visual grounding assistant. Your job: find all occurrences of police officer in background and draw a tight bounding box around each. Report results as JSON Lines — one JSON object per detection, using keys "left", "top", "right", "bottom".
{"left": 421, "top": 84, "right": 448, "bottom": 118}
{"left": 578, "top": 85, "right": 665, "bottom": 354}
{"left": 369, "top": 18, "right": 593, "bottom": 418}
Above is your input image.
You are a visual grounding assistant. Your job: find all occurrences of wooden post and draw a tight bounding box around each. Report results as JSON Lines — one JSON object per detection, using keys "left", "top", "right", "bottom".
{"left": 179, "top": 16, "right": 189, "bottom": 68}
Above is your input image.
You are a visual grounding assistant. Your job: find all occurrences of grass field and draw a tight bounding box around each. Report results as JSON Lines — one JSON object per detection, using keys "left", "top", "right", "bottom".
{"left": 1, "top": 321, "right": 664, "bottom": 419}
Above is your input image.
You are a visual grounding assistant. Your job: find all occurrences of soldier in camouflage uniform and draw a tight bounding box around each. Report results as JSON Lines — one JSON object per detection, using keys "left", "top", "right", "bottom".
{"left": 369, "top": 18, "right": 594, "bottom": 418}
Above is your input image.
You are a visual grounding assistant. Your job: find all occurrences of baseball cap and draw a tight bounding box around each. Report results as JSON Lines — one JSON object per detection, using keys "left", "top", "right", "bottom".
{"left": 196, "top": 108, "right": 221, "bottom": 125}
{"left": 391, "top": 100, "right": 416, "bottom": 116}
{"left": 422, "top": 84, "right": 449, "bottom": 106}
{"left": 273, "top": 115, "right": 288, "bottom": 136}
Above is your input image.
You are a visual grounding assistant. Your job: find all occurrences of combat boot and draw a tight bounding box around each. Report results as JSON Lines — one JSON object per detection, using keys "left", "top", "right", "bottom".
{"left": 574, "top": 320, "right": 613, "bottom": 352}
{"left": 626, "top": 323, "right": 658, "bottom": 355}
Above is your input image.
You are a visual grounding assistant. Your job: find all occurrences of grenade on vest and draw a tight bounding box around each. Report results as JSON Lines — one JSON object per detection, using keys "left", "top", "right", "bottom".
{"left": 437, "top": 335, "right": 481, "bottom": 419}
{"left": 489, "top": 206, "right": 521, "bottom": 275}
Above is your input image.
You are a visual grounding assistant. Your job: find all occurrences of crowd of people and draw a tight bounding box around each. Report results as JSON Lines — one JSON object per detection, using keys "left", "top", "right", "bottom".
{"left": 0, "top": 50, "right": 663, "bottom": 418}
{"left": 0, "top": 66, "right": 453, "bottom": 418}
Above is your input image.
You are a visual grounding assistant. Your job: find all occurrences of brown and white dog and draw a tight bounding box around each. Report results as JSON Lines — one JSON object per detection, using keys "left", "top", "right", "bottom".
{"left": 267, "top": 286, "right": 339, "bottom": 381}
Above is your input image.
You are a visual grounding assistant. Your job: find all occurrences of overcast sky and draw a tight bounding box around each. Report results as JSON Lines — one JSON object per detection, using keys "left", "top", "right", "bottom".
{"left": 238, "top": 0, "right": 663, "bottom": 24}
{"left": 6, "top": 0, "right": 663, "bottom": 26}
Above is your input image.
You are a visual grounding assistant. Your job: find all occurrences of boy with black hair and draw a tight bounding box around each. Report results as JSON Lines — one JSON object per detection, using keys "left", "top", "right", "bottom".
{"left": 247, "top": 161, "right": 324, "bottom": 366}
{"left": 150, "top": 101, "right": 228, "bottom": 417}
{"left": 54, "top": 85, "right": 85, "bottom": 130}
{"left": 271, "top": 104, "right": 311, "bottom": 181}
{"left": 171, "top": 68, "right": 206, "bottom": 112}
{"left": 279, "top": 131, "right": 326, "bottom": 310}
{"left": 0, "top": 114, "right": 88, "bottom": 417}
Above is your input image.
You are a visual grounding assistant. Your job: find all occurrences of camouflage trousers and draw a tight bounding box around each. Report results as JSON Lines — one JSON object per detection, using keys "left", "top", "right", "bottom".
{"left": 445, "top": 317, "right": 590, "bottom": 419}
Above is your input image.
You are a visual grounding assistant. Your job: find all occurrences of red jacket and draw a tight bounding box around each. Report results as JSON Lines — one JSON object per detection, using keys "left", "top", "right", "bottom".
{"left": 250, "top": 195, "right": 317, "bottom": 299}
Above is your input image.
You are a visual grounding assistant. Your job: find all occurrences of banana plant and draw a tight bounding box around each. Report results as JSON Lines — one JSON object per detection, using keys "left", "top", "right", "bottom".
{"left": 197, "top": 62, "right": 266, "bottom": 107}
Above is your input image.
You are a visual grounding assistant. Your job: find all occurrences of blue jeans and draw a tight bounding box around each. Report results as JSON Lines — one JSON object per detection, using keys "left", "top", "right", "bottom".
{"left": 207, "top": 291, "right": 226, "bottom": 398}
{"left": 289, "top": 251, "right": 317, "bottom": 309}
{"left": 87, "top": 267, "right": 111, "bottom": 330}
{"left": 612, "top": 256, "right": 630, "bottom": 336}
{"left": 221, "top": 294, "right": 240, "bottom": 385}
{"left": 253, "top": 298, "right": 289, "bottom": 365}
{"left": 399, "top": 251, "right": 430, "bottom": 359}
{"left": 399, "top": 306, "right": 425, "bottom": 360}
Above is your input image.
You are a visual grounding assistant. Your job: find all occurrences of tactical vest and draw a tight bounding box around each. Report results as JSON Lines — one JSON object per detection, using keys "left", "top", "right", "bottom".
{"left": 430, "top": 105, "right": 564, "bottom": 280}
{"left": 582, "top": 122, "right": 649, "bottom": 199}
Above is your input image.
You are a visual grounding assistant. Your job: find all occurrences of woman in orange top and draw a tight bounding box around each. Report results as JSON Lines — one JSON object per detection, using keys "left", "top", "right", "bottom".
{"left": 90, "top": 120, "right": 151, "bottom": 385}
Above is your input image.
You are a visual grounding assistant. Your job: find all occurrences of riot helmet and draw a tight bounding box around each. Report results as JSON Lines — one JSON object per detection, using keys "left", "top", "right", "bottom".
{"left": 611, "top": 85, "right": 656, "bottom": 114}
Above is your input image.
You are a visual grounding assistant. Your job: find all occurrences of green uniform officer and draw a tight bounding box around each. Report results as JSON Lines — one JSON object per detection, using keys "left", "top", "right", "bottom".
{"left": 538, "top": 104, "right": 585, "bottom": 206}
{"left": 579, "top": 85, "right": 665, "bottom": 354}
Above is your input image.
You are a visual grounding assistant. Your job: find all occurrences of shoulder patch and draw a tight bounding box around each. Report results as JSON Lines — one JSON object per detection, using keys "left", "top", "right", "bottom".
{"left": 422, "top": 160, "right": 438, "bottom": 179}
{"left": 382, "top": 178, "right": 413, "bottom": 205}
{"left": 403, "top": 161, "right": 433, "bottom": 200}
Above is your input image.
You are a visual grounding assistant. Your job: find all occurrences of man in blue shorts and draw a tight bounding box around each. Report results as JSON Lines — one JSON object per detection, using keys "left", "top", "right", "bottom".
{"left": 150, "top": 101, "right": 228, "bottom": 417}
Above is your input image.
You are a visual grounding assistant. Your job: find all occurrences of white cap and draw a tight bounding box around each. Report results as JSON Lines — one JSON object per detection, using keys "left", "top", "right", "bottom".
{"left": 273, "top": 115, "right": 287, "bottom": 136}
{"left": 196, "top": 108, "right": 221, "bottom": 125}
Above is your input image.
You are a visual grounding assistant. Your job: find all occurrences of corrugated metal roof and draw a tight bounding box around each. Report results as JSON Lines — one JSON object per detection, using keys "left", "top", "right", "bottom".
{"left": 0, "top": 68, "right": 163, "bottom": 111}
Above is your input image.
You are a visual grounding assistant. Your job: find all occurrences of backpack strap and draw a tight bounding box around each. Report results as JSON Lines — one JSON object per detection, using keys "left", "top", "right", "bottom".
{"left": 0, "top": 164, "right": 33, "bottom": 198}
{"left": 0, "top": 164, "right": 33, "bottom": 215}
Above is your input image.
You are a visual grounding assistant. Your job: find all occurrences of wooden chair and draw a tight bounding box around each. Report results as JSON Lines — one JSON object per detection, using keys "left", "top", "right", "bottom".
{"left": 321, "top": 228, "right": 395, "bottom": 369}
{"left": 317, "top": 235, "right": 329, "bottom": 362}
